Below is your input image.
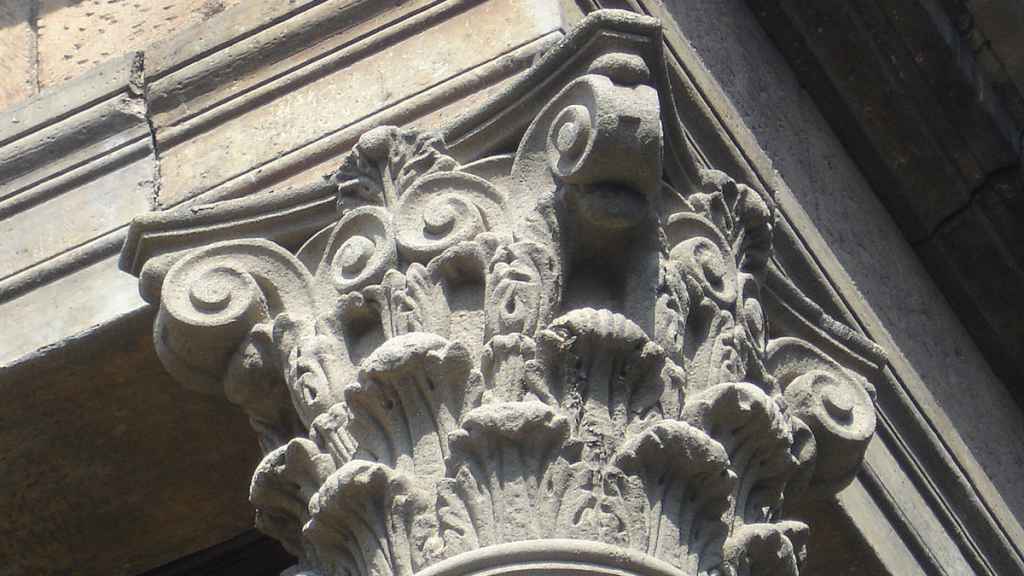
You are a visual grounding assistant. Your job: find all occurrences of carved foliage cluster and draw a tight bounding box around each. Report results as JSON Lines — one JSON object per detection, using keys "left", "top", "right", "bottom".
{"left": 145, "top": 42, "right": 877, "bottom": 576}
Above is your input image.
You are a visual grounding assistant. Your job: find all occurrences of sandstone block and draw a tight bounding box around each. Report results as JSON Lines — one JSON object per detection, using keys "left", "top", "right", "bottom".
{"left": 37, "top": 0, "right": 243, "bottom": 87}
{"left": 0, "top": 1, "right": 35, "bottom": 111}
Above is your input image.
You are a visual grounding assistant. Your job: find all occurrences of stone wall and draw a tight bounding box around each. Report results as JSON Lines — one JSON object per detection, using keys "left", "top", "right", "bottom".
{"left": 655, "top": 1, "right": 1024, "bottom": 571}
{"left": 0, "top": 0, "right": 243, "bottom": 111}
{"left": 660, "top": 0, "right": 1024, "bottom": 524}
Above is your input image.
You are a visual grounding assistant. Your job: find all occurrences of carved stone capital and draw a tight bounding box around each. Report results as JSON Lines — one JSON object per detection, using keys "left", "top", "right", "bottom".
{"left": 123, "top": 10, "right": 882, "bottom": 576}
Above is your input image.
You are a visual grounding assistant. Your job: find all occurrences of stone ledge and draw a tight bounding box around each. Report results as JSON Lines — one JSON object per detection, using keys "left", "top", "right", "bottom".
{"left": 0, "top": 0, "right": 564, "bottom": 367}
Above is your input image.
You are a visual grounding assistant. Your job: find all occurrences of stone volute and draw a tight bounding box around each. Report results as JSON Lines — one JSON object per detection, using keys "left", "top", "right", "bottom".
{"left": 121, "top": 11, "right": 882, "bottom": 576}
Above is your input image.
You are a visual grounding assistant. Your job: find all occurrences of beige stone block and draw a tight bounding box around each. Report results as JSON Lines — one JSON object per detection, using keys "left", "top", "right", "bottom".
{"left": 0, "top": 1, "right": 36, "bottom": 111}
{"left": 37, "top": 0, "right": 243, "bottom": 88}
{"left": 0, "top": 145, "right": 154, "bottom": 277}
{"left": 0, "top": 70, "right": 156, "bottom": 278}
{"left": 156, "top": 0, "right": 563, "bottom": 206}
{"left": 263, "top": 40, "right": 555, "bottom": 194}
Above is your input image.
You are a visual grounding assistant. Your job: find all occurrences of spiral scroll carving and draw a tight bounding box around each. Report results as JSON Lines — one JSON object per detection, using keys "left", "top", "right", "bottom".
{"left": 318, "top": 206, "right": 396, "bottom": 295}
{"left": 154, "top": 239, "right": 316, "bottom": 394}
{"left": 666, "top": 213, "right": 739, "bottom": 309}
{"left": 548, "top": 104, "right": 596, "bottom": 179}
{"left": 394, "top": 172, "right": 509, "bottom": 262}
{"left": 767, "top": 337, "right": 876, "bottom": 492}
{"left": 133, "top": 11, "right": 882, "bottom": 576}
{"left": 534, "top": 76, "right": 662, "bottom": 198}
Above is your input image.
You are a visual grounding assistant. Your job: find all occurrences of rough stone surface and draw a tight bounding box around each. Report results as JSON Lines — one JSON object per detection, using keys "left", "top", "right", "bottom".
{"left": 0, "top": 2, "right": 35, "bottom": 111}
{"left": 123, "top": 12, "right": 883, "bottom": 575}
{"left": 661, "top": 0, "right": 1024, "bottom": 526}
{"left": 0, "top": 0, "right": 560, "bottom": 368}
{"left": 0, "top": 141, "right": 153, "bottom": 276}
{"left": 0, "top": 310, "right": 262, "bottom": 576}
{"left": 152, "top": 0, "right": 562, "bottom": 207}
{"left": 0, "top": 50, "right": 156, "bottom": 366}
{"left": 1, "top": 1, "right": 1019, "bottom": 574}
{"left": 965, "top": 0, "right": 1024, "bottom": 123}
{"left": 721, "top": 2, "right": 1024, "bottom": 465}
{"left": 790, "top": 490, "right": 889, "bottom": 576}
{"left": 916, "top": 169, "right": 1024, "bottom": 418}
{"left": 36, "top": 0, "right": 243, "bottom": 88}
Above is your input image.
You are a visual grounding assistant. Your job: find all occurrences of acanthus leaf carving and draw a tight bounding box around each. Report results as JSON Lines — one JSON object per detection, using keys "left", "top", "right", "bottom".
{"left": 438, "top": 401, "right": 572, "bottom": 552}
{"left": 335, "top": 126, "right": 458, "bottom": 211}
{"left": 126, "top": 9, "right": 882, "bottom": 576}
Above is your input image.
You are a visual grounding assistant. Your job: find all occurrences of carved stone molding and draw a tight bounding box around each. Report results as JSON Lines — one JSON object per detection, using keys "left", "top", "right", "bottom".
{"left": 123, "top": 10, "right": 881, "bottom": 576}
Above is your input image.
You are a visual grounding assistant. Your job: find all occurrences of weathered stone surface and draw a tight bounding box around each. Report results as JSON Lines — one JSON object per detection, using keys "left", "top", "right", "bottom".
{"left": 0, "top": 136, "right": 152, "bottom": 276}
{"left": 962, "top": 0, "right": 1024, "bottom": 124}
{"left": 0, "top": 0, "right": 561, "bottom": 368}
{"left": 662, "top": 0, "right": 1024, "bottom": 572}
{"left": 0, "top": 310, "right": 261, "bottom": 576}
{"left": 0, "top": 2, "right": 35, "bottom": 111}
{"left": 791, "top": 486, "right": 890, "bottom": 576}
{"left": 123, "top": 12, "right": 883, "bottom": 576}
{"left": 36, "top": 0, "right": 243, "bottom": 88}
{"left": 914, "top": 166, "right": 1024, "bottom": 411}
{"left": 0, "top": 254, "right": 145, "bottom": 363}
{"left": 0, "top": 52, "right": 155, "bottom": 366}
{"left": 746, "top": 2, "right": 1024, "bottom": 422}
{"left": 152, "top": 0, "right": 563, "bottom": 207}
{"left": 746, "top": 0, "right": 1017, "bottom": 241}
{"left": 2, "top": 1, "right": 1021, "bottom": 575}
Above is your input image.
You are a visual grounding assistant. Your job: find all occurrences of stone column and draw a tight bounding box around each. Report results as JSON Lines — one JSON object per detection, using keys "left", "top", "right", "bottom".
{"left": 122, "top": 11, "right": 879, "bottom": 576}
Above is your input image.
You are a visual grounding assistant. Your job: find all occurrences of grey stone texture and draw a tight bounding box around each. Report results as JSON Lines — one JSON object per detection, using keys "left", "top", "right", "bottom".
{"left": 659, "top": 0, "right": 1024, "bottom": 558}
{"left": 959, "top": 0, "right": 1024, "bottom": 124}
{"left": 147, "top": 0, "right": 563, "bottom": 208}
{"left": 741, "top": 0, "right": 1024, "bottom": 436}
{"left": 0, "top": 0, "right": 564, "bottom": 368}
{"left": 0, "top": 52, "right": 155, "bottom": 364}
{"left": 0, "top": 2, "right": 36, "bottom": 111}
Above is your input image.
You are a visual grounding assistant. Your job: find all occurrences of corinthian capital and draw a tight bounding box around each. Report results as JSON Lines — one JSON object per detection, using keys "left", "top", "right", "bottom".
{"left": 121, "top": 10, "right": 883, "bottom": 576}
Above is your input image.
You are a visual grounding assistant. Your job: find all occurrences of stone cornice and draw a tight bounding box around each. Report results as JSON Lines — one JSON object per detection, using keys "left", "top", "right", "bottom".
{"left": 727, "top": 1, "right": 1024, "bottom": 572}
{"left": 121, "top": 10, "right": 669, "bottom": 278}
{"left": 123, "top": 8, "right": 888, "bottom": 378}
{"left": 0, "top": 0, "right": 562, "bottom": 365}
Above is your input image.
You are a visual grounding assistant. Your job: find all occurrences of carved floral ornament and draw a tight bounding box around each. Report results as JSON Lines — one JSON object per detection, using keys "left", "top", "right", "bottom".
{"left": 124, "top": 10, "right": 880, "bottom": 576}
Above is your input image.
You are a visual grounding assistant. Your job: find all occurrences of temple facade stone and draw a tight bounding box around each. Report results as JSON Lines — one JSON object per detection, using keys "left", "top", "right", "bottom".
{"left": 0, "top": 2, "right": 1021, "bottom": 576}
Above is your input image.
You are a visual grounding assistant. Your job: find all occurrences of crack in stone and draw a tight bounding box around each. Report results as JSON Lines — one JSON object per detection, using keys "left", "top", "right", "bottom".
{"left": 912, "top": 161, "right": 1022, "bottom": 246}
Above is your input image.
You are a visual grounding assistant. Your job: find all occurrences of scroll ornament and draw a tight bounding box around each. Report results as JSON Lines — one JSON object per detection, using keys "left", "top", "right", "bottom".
{"left": 138, "top": 17, "right": 878, "bottom": 576}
